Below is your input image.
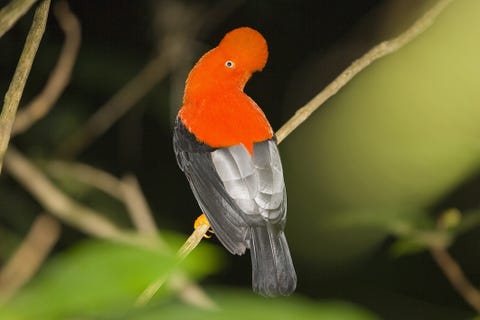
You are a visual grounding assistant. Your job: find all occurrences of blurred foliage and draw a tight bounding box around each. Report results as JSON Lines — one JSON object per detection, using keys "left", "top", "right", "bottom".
{"left": 0, "top": 233, "right": 378, "bottom": 319}
{"left": 0, "top": 232, "right": 222, "bottom": 319}
{"left": 133, "top": 291, "right": 379, "bottom": 320}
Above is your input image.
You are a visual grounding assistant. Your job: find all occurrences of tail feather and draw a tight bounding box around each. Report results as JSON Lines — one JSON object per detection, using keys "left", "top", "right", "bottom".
{"left": 250, "top": 225, "right": 296, "bottom": 297}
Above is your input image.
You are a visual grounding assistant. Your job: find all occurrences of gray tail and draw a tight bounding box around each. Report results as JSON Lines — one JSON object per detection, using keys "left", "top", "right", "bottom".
{"left": 249, "top": 225, "right": 297, "bottom": 297}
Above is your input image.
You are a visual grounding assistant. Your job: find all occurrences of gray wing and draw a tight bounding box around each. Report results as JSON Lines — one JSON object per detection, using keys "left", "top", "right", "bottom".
{"left": 211, "top": 140, "right": 286, "bottom": 225}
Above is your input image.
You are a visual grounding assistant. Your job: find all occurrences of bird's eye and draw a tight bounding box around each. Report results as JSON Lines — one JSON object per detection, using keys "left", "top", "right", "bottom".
{"left": 225, "top": 60, "right": 235, "bottom": 68}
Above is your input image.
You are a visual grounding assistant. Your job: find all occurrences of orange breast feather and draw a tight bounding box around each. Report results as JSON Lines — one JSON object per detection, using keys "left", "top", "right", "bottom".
{"left": 179, "top": 91, "right": 273, "bottom": 154}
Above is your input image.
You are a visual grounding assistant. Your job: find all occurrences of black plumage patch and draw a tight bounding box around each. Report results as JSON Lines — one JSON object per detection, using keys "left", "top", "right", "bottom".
{"left": 173, "top": 118, "right": 249, "bottom": 255}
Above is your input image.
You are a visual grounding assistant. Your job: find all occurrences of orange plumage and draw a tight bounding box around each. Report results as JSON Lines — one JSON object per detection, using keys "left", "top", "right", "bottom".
{"left": 179, "top": 27, "right": 273, "bottom": 154}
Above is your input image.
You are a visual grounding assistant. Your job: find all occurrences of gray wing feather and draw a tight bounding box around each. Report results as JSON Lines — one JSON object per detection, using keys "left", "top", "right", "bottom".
{"left": 173, "top": 120, "right": 249, "bottom": 255}
{"left": 211, "top": 140, "right": 286, "bottom": 223}
{"left": 250, "top": 225, "right": 296, "bottom": 296}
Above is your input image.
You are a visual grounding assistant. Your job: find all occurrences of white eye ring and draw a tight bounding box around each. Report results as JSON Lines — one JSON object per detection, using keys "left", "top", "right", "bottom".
{"left": 225, "top": 60, "right": 235, "bottom": 68}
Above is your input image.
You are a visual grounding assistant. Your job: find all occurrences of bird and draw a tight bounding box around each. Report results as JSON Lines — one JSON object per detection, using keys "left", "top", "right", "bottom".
{"left": 173, "top": 26, "right": 296, "bottom": 297}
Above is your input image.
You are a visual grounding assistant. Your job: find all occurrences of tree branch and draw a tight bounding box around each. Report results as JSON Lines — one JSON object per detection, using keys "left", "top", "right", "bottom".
{"left": 119, "top": 175, "right": 159, "bottom": 236}
{"left": 4, "top": 147, "right": 140, "bottom": 243}
{"left": 0, "top": 0, "right": 38, "bottom": 38}
{"left": 12, "top": 1, "right": 81, "bottom": 136}
{"left": 0, "top": 0, "right": 50, "bottom": 173}
{"left": 0, "top": 214, "right": 60, "bottom": 303}
{"left": 57, "top": 52, "right": 175, "bottom": 158}
{"left": 275, "top": 0, "right": 454, "bottom": 143}
{"left": 46, "top": 161, "right": 160, "bottom": 237}
{"left": 46, "top": 160, "right": 124, "bottom": 199}
{"left": 135, "top": 223, "right": 212, "bottom": 307}
{"left": 430, "top": 247, "right": 480, "bottom": 313}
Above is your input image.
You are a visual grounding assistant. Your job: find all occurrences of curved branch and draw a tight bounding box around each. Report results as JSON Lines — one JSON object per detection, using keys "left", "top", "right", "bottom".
{"left": 275, "top": 0, "right": 454, "bottom": 144}
{"left": 57, "top": 52, "right": 174, "bottom": 158}
{"left": 0, "top": 214, "right": 60, "bottom": 303}
{"left": 0, "top": 0, "right": 38, "bottom": 38}
{"left": 430, "top": 247, "right": 480, "bottom": 312}
{"left": 13, "top": 1, "right": 81, "bottom": 135}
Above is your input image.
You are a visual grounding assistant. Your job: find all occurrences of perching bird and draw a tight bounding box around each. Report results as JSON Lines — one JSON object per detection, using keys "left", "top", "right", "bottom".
{"left": 173, "top": 27, "right": 296, "bottom": 297}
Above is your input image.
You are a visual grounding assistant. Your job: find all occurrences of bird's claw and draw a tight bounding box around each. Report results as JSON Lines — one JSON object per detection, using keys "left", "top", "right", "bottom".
{"left": 194, "top": 213, "right": 214, "bottom": 238}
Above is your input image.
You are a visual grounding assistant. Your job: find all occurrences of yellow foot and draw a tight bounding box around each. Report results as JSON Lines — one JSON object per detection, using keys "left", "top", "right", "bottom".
{"left": 194, "top": 213, "right": 214, "bottom": 238}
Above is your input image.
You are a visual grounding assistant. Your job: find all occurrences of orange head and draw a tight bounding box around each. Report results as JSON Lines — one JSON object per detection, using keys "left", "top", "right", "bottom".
{"left": 184, "top": 27, "right": 268, "bottom": 101}
{"left": 218, "top": 27, "right": 268, "bottom": 74}
{"left": 180, "top": 27, "right": 273, "bottom": 153}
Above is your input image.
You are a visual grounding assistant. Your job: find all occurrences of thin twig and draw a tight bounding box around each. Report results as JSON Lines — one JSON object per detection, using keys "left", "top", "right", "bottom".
{"left": 430, "top": 248, "right": 480, "bottom": 312}
{"left": 0, "top": 0, "right": 50, "bottom": 174}
{"left": 176, "top": 224, "right": 211, "bottom": 261}
{"left": 0, "top": 214, "right": 61, "bottom": 303}
{"left": 135, "top": 223, "right": 212, "bottom": 307}
{"left": 57, "top": 52, "right": 175, "bottom": 158}
{"left": 46, "top": 160, "right": 124, "bottom": 199}
{"left": 168, "top": 273, "right": 218, "bottom": 310}
{"left": 4, "top": 147, "right": 140, "bottom": 243}
{"left": 0, "top": 0, "right": 38, "bottom": 38}
{"left": 46, "top": 161, "right": 160, "bottom": 237}
{"left": 275, "top": 0, "right": 454, "bottom": 143}
{"left": 13, "top": 1, "right": 81, "bottom": 136}
{"left": 120, "top": 175, "right": 159, "bottom": 236}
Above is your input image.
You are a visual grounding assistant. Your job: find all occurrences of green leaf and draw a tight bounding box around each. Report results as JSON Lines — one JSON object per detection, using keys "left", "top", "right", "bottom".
{"left": 0, "top": 232, "right": 222, "bottom": 320}
{"left": 390, "top": 237, "right": 429, "bottom": 257}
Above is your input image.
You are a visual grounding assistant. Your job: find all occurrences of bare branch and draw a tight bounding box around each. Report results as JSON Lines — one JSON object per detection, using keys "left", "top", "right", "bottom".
{"left": 46, "top": 160, "right": 124, "bottom": 200}
{"left": 168, "top": 273, "right": 218, "bottom": 310}
{"left": 430, "top": 248, "right": 480, "bottom": 312}
{"left": 0, "top": 214, "right": 60, "bottom": 303}
{"left": 275, "top": 0, "right": 454, "bottom": 144}
{"left": 0, "top": 0, "right": 50, "bottom": 174}
{"left": 3, "top": 147, "right": 136, "bottom": 243}
{"left": 57, "top": 52, "right": 175, "bottom": 158}
{"left": 136, "top": 223, "right": 212, "bottom": 307}
{"left": 120, "top": 175, "right": 159, "bottom": 236}
{"left": 176, "top": 224, "right": 211, "bottom": 261}
{"left": 12, "top": 1, "right": 81, "bottom": 136}
{"left": 0, "top": 0, "right": 38, "bottom": 38}
{"left": 46, "top": 161, "right": 159, "bottom": 236}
